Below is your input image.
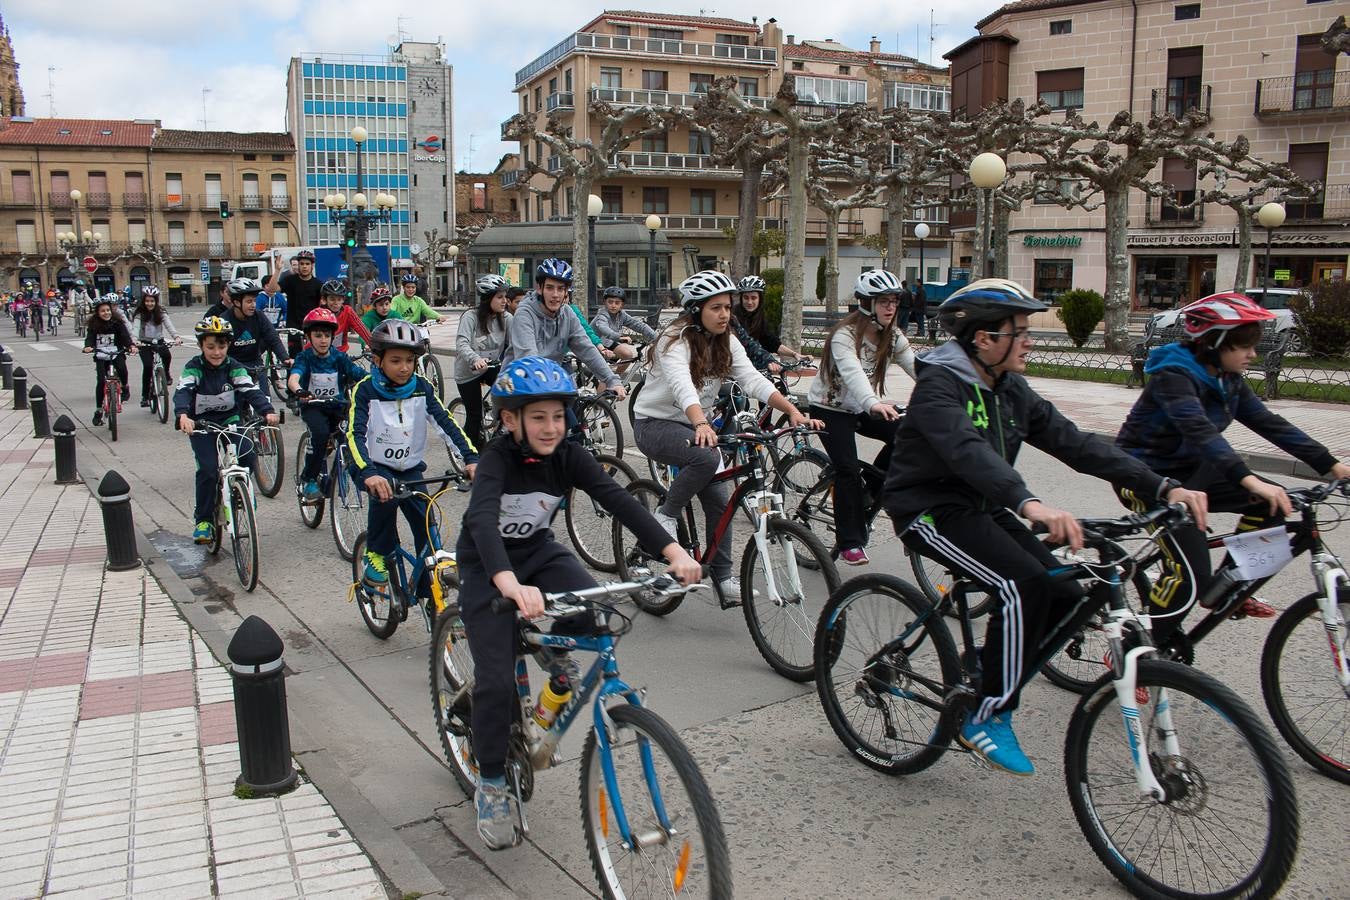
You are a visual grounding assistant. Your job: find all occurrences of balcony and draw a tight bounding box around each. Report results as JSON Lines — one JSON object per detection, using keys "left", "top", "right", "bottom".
{"left": 501, "top": 117, "right": 515, "bottom": 140}
{"left": 805, "top": 220, "right": 865, "bottom": 238}
{"left": 160, "top": 194, "right": 192, "bottom": 211}
{"left": 268, "top": 195, "right": 291, "bottom": 211}
{"left": 1284, "top": 183, "right": 1350, "bottom": 222}
{"left": 199, "top": 195, "right": 229, "bottom": 210}
{"left": 1145, "top": 194, "right": 1205, "bottom": 226}
{"left": 164, "top": 242, "right": 231, "bottom": 259}
{"left": 545, "top": 91, "right": 574, "bottom": 113}
{"left": 591, "top": 86, "right": 769, "bottom": 110}
{"left": 122, "top": 192, "right": 148, "bottom": 210}
{"left": 0, "top": 193, "right": 36, "bottom": 208}
{"left": 1255, "top": 71, "right": 1350, "bottom": 117}
{"left": 48, "top": 192, "right": 73, "bottom": 209}
{"left": 85, "top": 192, "right": 112, "bottom": 209}
{"left": 612, "top": 151, "right": 741, "bottom": 176}
{"left": 516, "top": 31, "right": 777, "bottom": 86}
{"left": 1150, "top": 84, "right": 1212, "bottom": 118}
{"left": 239, "top": 193, "right": 265, "bottom": 211}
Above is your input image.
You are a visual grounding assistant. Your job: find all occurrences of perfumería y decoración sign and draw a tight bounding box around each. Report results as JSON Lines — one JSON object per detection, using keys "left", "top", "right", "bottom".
{"left": 1023, "top": 234, "right": 1083, "bottom": 248}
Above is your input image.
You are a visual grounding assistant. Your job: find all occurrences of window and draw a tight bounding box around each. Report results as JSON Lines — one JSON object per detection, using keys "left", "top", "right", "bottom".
{"left": 535, "top": 195, "right": 544, "bottom": 220}
{"left": 164, "top": 173, "right": 183, "bottom": 202}
{"left": 838, "top": 65, "right": 851, "bottom": 75}
{"left": 547, "top": 76, "right": 557, "bottom": 95}
{"left": 124, "top": 172, "right": 144, "bottom": 195}
{"left": 601, "top": 186, "right": 623, "bottom": 214}
{"left": 600, "top": 67, "right": 622, "bottom": 89}
{"left": 270, "top": 174, "right": 287, "bottom": 202}
{"left": 688, "top": 130, "right": 713, "bottom": 155}
{"left": 1033, "top": 178, "right": 1078, "bottom": 205}
{"left": 791, "top": 61, "right": 804, "bottom": 71}
{"left": 886, "top": 82, "right": 951, "bottom": 111}
{"left": 641, "top": 131, "right": 667, "bottom": 153}
{"left": 205, "top": 173, "right": 223, "bottom": 203}
{"left": 1034, "top": 259, "right": 1073, "bottom": 303}
{"left": 649, "top": 27, "right": 682, "bottom": 40}
{"left": 88, "top": 172, "right": 108, "bottom": 194}
{"left": 690, "top": 188, "right": 715, "bottom": 215}
{"left": 614, "top": 24, "right": 631, "bottom": 36}
{"left": 208, "top": 222, "right": 225, "bottom": 253}
{"left": 642, "top": 187, "right": 669, "bottom": 214}
{"left": 1287, "top": 143, "right": 1329, "bottom": 219}
{"left": 794, "top": 76, "right": 867, "bottom": 105}
{"left": 472, "top": 182, "right": 487, "bottom": 211}
{"left": 534, "top": 86, "right": 542, "bottom": 110}
{"left": 15, "top": 220, "right": 36, "bottom": 253}
{"left": 1037, "top": 68, "right": 1084, "bottom": 110}
{"left": 1160, "top": 157, "right": 1198, "bottom": 221}
{"left": 1166, "top": 47, "right": 1203, "bottom": 116}
{"left": 1050, "top": 19, "right": 1072, "bottom": 35}
{"left": 642, "top": 70, "right": 668, "bottom": 91}
{"left": 716, "top": 33, "right": 749, "bottom": 45}
{"left": 689, "top": 73, "right": 713, "bottom": 93}
{"left": 1175, "top": 4, "right": 1200, "bottom": 20}
{"left": 242, "top": 173, "right": 260, "bottom": 203}
{"left": 11, "top": 170, "right": 32, "bottom": 203}
{"left": 168, "top": 221, "right": 186, "bottom": 251}
{"left": 243, "top": 153, "right": 257, "bottom": 161}
{"left": 91, "top": 219, "right": 110, "bottom": 245}
{"left": 564, "top": 69, "right": 572, "bottom": 93}
{"left": 272, "top": 222, "right": 288, "bottom": 245}
{"left": 50, "top": 171, "right": 70, "bottom": 197}
{"left": 565, "top": 187, "right": 575, "bottom": 216}
{"left": 737, "top": 77, "right": 759, "bottom": 97}
{"left": 127, "top": 220, "right": 147, "bottom": 246}
{"left": 243, "top": 221, "right": 261, "bottom": 246}
{"left": 1294, "top": 34, "right": 1336, "bottom": 110}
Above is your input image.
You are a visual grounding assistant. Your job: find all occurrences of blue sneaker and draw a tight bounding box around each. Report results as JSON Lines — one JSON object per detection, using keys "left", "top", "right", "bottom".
{"left": 362, "top": 551, "right": 389, "bottom": 587}
{"left": 302, "top": 479, "right": 321, "bottom": 501}
{"left": 192, "top": 521, "right": 214, "bottom": 544}
{"left": 958, "top": 712, "right": 1035, "bottom": 776}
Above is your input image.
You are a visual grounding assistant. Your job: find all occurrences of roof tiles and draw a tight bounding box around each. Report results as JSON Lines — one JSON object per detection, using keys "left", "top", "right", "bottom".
{"left": 0, "top": 117, "right": 157, "bottom": 147}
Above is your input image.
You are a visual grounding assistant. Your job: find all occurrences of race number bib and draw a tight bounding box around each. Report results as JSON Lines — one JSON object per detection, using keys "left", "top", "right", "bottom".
{"left": 195, "top": 389, "right": 235, "bottom": 415}
{"left": 497, "top": 491, "right": 563, "bottom": 539}
{"left": 1222, "top": 526, "right": 1293, "bottom": 580}
{"left": 369, "top": 422, "right": 415, "bottom": 464}
{"left": 309, "top": 371, "right": 340, "bottom": 399}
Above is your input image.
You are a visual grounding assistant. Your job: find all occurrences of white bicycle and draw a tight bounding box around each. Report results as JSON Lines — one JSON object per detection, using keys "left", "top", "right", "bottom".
{"left": 190, "top": 420, "right": 264, "bottom": 592}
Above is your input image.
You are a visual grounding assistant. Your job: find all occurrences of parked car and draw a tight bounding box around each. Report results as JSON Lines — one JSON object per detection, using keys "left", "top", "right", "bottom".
{"left": 1147, "top": 287, "right": 1301, "bottom": 333}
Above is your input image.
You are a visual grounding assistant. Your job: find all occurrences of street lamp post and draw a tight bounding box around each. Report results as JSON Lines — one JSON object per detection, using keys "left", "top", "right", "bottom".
{"left": 969, "top": 153, "right": 1007, "bottom": 280}
{"left": 323, "top": 126, "right": 396, "bottom": 303}
{"left": 59, "top": 189, "right": 104, "bottom": 294}
{"left": 586, "top": 194, "right": 603, "bottom": 315}
{"left": 645, "top": 213, "right": 662, "bottom": 318}
{"left": 913, "top": 221, "right": 930, "bottom": 337}
{"left": 446, "top": 244, "right": 459, "bottom": 301}
{"left": 1256, "top": 201, "right": 1285, "bottom": 292}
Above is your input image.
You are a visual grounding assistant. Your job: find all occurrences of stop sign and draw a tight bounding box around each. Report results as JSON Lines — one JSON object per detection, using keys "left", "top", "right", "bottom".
{"left": 82, "top": 255, "right": 98, "bottom": 274}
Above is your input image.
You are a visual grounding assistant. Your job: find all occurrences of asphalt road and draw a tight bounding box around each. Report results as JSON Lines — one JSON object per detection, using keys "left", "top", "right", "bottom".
{"left": 4, "top": 315, "right": 1346, "bottom": 899}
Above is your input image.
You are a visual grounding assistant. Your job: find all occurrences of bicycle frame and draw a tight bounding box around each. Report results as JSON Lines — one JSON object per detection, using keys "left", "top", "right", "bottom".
{"left": 212, "top": 427, "right": 258, "bottom": 539}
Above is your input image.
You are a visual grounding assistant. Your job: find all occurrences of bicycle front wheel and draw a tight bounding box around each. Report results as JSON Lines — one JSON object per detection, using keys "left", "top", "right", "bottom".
{"left": 295, "top": 433, "right": 324, "bottom": 529}
{"left": 229, "top": 480, "right": 259, "bottom": 592}
{"left": 741, "top": 518, "right": 840, "bottom": 681}
{"left": 580, "top": 704, "right": 732, "bottom": 900}
{"left": 330, "top": 461, "right": 365, "bottom": 562}
{"left": 430, "top": 605, "right": 477, "bottom": 798}
{"left": 154, "top": 368, "right": 170, "bottom": 424}
{"left": 613, "top": 480, "right": 686, "bottom": 616}
{"left": 565, "top": 453, "right": 637, "bottom": 572}
{"left": 350, "top": 532, "right": 399, "bottom": 639}
{"left": 578, "top": 396, "right": 624, "bottom": 458}
{"left": 253, "top": 426, "right": 284, "bottom": 498}
{"left": 815, "top": 574, "right": 961, "bottom": 775}
{"left": 444, "top": 397, "right": 469, "bottom": 476}
{"left": 1260, "top": 589, "right": 1350, "bottom": 784}
{"left": 421, "top": 353, "right": 446, "bottom": 401}
{"left": 1066, "top": 659, "right": 1298, "bottom": 899}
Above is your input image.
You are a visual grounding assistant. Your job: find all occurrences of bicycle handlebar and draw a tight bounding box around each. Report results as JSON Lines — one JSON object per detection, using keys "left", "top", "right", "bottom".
{"left": 1287, "top": 477, "right": 1350, "bottom": 511}
{"left": 1034, "top": 503, "right": 1192, "bottom": 547}
{"left": 489, "top": 573, "right": 707, "bottom": 616}
{"left": 388, "top": 471, "right": 467, "bottom": 500}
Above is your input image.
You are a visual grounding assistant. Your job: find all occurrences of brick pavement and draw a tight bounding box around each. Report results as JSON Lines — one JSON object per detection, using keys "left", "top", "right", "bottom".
{"left": 0, "top": 407, "right": 389, "bottom": 899}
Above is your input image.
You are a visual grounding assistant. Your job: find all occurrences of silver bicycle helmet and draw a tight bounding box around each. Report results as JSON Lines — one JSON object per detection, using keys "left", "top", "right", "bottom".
{"left": 678, "top": 270, "right": 737, "bottom": 316}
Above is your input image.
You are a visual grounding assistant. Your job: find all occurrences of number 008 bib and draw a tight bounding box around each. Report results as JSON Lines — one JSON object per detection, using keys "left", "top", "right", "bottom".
{"left": 497, "top": 491, "right": 563, "bottom": 538}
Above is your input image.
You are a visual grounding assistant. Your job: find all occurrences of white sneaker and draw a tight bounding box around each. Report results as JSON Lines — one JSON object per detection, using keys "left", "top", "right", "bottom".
{"left": 653, "top": 510, "right": 680, "bottom": 541}
{"left": 718, "top": 576, "right": 741, "bottom": 598}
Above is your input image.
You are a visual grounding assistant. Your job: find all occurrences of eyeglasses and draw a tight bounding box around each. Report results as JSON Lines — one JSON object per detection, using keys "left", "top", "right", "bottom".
{"left": 871, "top": 297, "right": 900, "bottom": 307}
{"left": 988, "top": 327, "right": 1034, "bottom": 343}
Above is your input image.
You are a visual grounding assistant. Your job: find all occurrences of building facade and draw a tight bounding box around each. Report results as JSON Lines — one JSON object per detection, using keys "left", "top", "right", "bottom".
{"left": 0, "top": 118, "right": 294, "bottom": 303}
{"left": 947, "top": 0, "right": 1349, "bottom": 307}
{"left": 0, "top": 15, "right": 24, "bottom": 118}
{"left": 285, "top": 42, "right": 454, "bottom": 268}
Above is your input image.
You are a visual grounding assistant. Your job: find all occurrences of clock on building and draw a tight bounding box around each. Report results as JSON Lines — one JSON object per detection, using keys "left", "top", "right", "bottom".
{"left": 419, "top": 76, "right": 439, "bottom": 95}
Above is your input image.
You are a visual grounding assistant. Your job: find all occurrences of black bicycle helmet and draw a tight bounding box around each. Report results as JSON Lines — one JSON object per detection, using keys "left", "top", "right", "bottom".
{"left": 368, "top": 318, "right": 426, "bottom": 356}
{"left": 938, "top": 278, "right": 1046, "bottom": 340}
{"left": 321, "top": 278, "right": 348, "bottom": 297}
{"left": 601, "top": 286, "right": 626, "bottom": 300}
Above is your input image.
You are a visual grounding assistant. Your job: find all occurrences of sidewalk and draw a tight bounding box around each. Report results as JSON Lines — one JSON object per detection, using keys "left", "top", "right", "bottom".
{"left": 0, "top": 407, "right": 389, "bottom": 899}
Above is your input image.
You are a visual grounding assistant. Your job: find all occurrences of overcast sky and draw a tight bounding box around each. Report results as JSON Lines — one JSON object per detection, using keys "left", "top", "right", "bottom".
{"left": 3, "top": 1, "right": 998, "bottom": 172}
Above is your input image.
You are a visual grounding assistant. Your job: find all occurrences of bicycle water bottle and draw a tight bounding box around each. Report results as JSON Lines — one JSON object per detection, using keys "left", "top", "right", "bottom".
{"left": 532, "top": 675, "right": 572, "bottom": 730}
{"left": 1197, "top": 567, "right": 1241, "bottom": 610}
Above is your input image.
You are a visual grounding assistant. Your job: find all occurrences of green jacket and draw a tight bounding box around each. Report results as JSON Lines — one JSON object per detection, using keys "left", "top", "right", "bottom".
{"left": 391, "top": 293, "right": 440, "bottom": 324}
{"left": 569, "top": 303, "right": 603, "bottom": 346}
{"left": 361, "top": 308, "right": 404, "bottom": 333}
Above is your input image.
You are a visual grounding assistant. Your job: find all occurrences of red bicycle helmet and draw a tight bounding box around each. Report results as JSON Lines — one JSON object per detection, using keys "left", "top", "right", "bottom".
{"left": 369, "top": 285, "right": 393, "bottom": 304}
{"left": 1181, "top": 292, "right": 1275, "bottom": 342}
{"left": 302, "top": 307, "right": 339, "bottom": 332}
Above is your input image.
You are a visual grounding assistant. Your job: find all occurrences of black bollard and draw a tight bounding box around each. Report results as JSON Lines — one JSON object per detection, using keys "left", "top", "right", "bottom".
{"left": 12, "top": 366, "right": 27, "bottom": 410}
{"left": 227, "top": 616, "right": 298, "bottom": 796}
{"left": 53, "top": 415, "right": 78, "bottom": 484}
{"left": 1, "top": 350, "right": 11, "bottom": 390}
{"left": 29, "top": 385, "right": 50, "bottom": 438}
{"left": 96, "top": 470, "right": 141, "bottom": 571}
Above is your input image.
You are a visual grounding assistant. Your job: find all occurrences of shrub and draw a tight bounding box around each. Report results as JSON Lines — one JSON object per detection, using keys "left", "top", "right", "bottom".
{"left": 815, "top": 256, "right": 826, "bottom": 300}
{"left": 1290, "top": 280, "right": 1350, "bottom": 357}
{"left": 1056, "top": 288, "right": 1105, "bottom": 347}
{"left": 761, "top": 267, "right": 785, "bottom": 331}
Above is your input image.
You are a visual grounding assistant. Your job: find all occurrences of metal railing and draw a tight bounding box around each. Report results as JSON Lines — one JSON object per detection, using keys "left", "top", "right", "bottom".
{"left": 268, "top": 195, "right": 291, "bottom": 211}
{"left": 0, "top": 194, "right": 36, "bottom": 208}
{"left": 1284, "top": 183, "right": 1350, "bottom": 222}
{"left": 122, "top": 192, "right": 148, "bottom": 209}
{"left": 612, "top": 151, "right": 741, "bottom": 175}
{"left": 199, "top": 195, "right": 228, "bottom": 209}
{"left": 1144, "top": 194, "right": 1205, "bottom": 225}
{"left": 516, "top": 31, "right": 776, "bottom": 86}
{"left": 164, "top": 242, "right": 230, "bottom": 258}
{"left": 1150, "top": 84, "right": 1212, "bottom": 118}
{"left": 160, "top": 194, "right": 192, "bottom": 210}
{"left": 590, "top": 86, "right": 769, "bottom": 110}
{"left": 85, "top": 192, "right": 112, "bottom": 209}
{"left": 238, "top": 194, "right": 265, "bottom": 210}
{"left": 48, "top": 192, "right": 73, "bottom": 209}
{"left": 1255, "top": 71, "right": 1350, "bottom": 116}
{"left": 545, "top": 91, "right": 575, "bottom": 112}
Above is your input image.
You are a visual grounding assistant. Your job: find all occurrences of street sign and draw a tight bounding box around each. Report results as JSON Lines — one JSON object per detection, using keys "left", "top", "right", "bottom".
{"left": 1273, "top": 269, "right": 1291, "bottom": 281}
{"left": 199, "top": 258, "right": 210, "bottom": 283}
{"left": 82, "top": 256, "right": 98, "bottom": 274}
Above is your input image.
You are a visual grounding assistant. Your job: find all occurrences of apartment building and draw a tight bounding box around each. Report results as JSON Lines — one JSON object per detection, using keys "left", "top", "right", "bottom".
{"left": 285, "top": 41, "right": 454, "bottom": 266}
{"left": 946, "top": 0, "right": 1349, "bottom": 307}
{"left": 0, "top": 118, "right": 294, "bottom": 302}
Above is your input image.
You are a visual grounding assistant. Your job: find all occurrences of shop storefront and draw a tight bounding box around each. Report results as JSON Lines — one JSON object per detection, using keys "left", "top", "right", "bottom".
{"left": 1251, "top": 253, "right": 1346, "bottom": 289}
{"left": 1008, "top": 230, "right": 1101, "bottom": 304}
{"left": 1134, "top": 255, "right": 1217, "bottom": 309}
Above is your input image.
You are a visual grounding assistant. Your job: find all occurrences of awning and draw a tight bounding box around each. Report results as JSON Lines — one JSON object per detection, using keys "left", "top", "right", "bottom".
{"left": 469, "top": 220, "right": 675, "bottom": 257}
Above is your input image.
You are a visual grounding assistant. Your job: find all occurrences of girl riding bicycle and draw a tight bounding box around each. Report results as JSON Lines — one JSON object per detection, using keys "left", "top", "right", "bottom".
{"left": 457, "top": 355, "right": 701, "bottom": 851}
{"left": 289, "top": 308, "right": 367, "bottom": 502}
{"left": 632, "top": 270, "right": 818, "bottom": 598}
{"left": 454, "top": 274, "right": 513, "bottom": 449}
{"left": 1114, "top": 292, "right": 1350, "bottom": 638}
{"left": 733, "top": 275, "right": 809, "bottom": 375}
{"left": 130, "top": 286, "right": 182, "bottom": 408}
{"left": 83, "top": 296, "right": 135, "bottom": 426}
{"left": 808, "top": 270, "right": 917, "bottom": 566}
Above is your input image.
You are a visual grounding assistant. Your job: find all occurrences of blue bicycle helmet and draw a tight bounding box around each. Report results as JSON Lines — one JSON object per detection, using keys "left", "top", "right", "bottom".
{"left": 491, "top": 356, "right": 578, "bottom": 411}
{"left": 535, "top": 258, "right": 573, "bottom": 285}
{"left": 400, "top": 273, "right": 419, "bottom": 285}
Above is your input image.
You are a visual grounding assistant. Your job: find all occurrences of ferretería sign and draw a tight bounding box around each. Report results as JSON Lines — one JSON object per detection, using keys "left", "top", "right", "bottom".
{"left": 1023, "top": 234, "right": 1083, "bottom": 247}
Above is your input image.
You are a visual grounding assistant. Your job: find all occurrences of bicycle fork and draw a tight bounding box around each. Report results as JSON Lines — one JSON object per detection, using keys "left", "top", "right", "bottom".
{"left": 750, "top": 493, "right": 799, "bottom": 608}
{"left": 1100, "top": 612, "right": 1171, "bottom": 801}
{"left": 1311, "top": 553, "right": 1350, "bottom": 695}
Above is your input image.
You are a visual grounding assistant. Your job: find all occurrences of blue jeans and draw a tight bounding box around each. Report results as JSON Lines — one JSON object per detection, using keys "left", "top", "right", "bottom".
{"left": 189, "top": 429, "right": 256, "bottom": 523}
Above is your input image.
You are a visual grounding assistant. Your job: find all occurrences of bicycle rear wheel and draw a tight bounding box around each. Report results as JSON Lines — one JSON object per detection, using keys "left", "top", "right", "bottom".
{"left": 153, "top": 367, "right": 170, "bottom": 424}
{"left": 1065, "top": 659, "right": 1298, "bottom": 899}
{"left": 229, "top": 480, "right": 259, "bottom": 592}
{"left": 106, "top": 381, "right": 119, "bottom": 441}
{"left": 565, "top": 453, "right": 636, "bottom": 572}
{"left": 350, "top": 532, "right": 399, "bottom": 639}
{"left": 741, "top": 518, "right": 840, "bottom": 681}
{"left": 578, "top": 396, "right": 624, "bottom": 458}
{"left": 815, "top": 574, "right": 961, "bottom": 775}
{"left": 253, "top": 425, "right": 283, "bottom": 498}
{"left": 430, "top": 605, "right": 477, "bottom": 798}
{"left": 580, "top": 704, "right": 732, "bottom": 900}
{"left": 775, "top": 450, "right": 832, "bottom": 535}
{"left": 613, "top": 480, "right": 686, "bottom": 616}
{"left": 330, "top": 460, "right": 365, "bottom": 562}
{"left": 421, "top": 353, "right": 446, "bottom": 401}
{"left": 295, "top": 433, "right": 324, "bottom": 529}
{"left": 1260, "top": 589, "right": 1350, "bottom": 784}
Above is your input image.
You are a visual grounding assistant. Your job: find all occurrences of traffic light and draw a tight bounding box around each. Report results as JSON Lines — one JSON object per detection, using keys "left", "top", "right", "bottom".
{"left": 219, "top": 200, "right": 231, "bottom": 219}
{"left": 344, "top": 235, "right": 357, "bottom": 249}
{"left": 342, "top": 221, "right": 357, "bottom": 249}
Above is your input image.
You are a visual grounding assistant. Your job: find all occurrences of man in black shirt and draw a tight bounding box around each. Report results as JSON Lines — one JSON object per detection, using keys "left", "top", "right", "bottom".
{"left": 267, "top": 248, "right": 322, "bottom": 355}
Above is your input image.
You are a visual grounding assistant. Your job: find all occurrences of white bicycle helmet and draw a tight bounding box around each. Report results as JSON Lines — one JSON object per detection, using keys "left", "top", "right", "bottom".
{"left": 678, "top": 270, "right": 737, "bottom": 316}
{"left": 737, "top": 275, "right": 766, "bottom": 294}
{"left": 226, "top": 277, "right": 263, "bottom": 298}
{"left": 853, "top": 269, "right": 905, "bottom": 321}
{"left": 476, "top": 274, "right": 509, "bottom": 297}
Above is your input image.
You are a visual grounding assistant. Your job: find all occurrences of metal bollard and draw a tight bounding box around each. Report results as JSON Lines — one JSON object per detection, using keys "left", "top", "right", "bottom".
{"left": 12, "top": 366, "right": 27, "bottom": 410}
{"left": 227, "top": 616, "right": 298, "bottom": 796}
{"left": 1, "top": 350, "right": 11, "bottom": 390}
{"left": 53, "top": 415, "right": 78, "bottom": 484}
{"left": 29, "top": 385, "right": 50, "bottom": 438}
{"left": 96, "top": 470, "right": 141, "bottom": 571}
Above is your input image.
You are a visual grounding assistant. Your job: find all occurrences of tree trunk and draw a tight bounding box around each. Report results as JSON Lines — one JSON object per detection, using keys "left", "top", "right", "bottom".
{"left": 824, "top": 208, "right": 841, "bottom": 315}
{"left": 1102, "top": 186, "right": 1132, "bottom": 353}
{"left": 781, "top": 131, "right": 808, "bottom": 347}
{"left": 1232, "top": 207, "right": 1252, "bottom": 293}
{"left": 885, "top": 189, "right": 906, "bottom": 274}
{"left": 992, "top": 200, "right": 1011, "bottom": 278}
{"left": 733, "top": 148, "right": 761, "bottom": 279}
{"left": 571, "top": 172, "right": 592, "bottom": 314}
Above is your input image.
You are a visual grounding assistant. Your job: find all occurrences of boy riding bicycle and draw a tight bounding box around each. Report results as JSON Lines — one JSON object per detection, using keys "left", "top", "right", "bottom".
{"left": 457, "top": 356, "right": 700, "bottom": 850}
{"left": 288, "top": 308, "right": 367, "bottom": 501}
{"left": 883, "top": 279, "right": 1208, "bottom": 776}
{"left": 174, "top": 317, "right": 279, "bottom": 544}
{"left": 347, "top": 318, "right": 478, "bottom": 592}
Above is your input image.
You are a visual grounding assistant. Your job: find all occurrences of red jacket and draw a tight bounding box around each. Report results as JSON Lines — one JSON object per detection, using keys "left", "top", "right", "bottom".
{"left": 333, "top": 305, "right": 370, "bottom": 353}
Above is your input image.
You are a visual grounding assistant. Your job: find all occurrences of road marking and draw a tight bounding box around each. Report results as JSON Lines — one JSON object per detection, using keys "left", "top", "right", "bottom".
{"left": 26, "top": 343, "right": 57, "bottom": 351}
{"left": 66, "top": 341, "right": 86, "bottom": 349}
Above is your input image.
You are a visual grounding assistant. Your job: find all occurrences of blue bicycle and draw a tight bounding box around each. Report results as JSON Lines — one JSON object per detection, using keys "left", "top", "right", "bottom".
{"left": 430, "top": 574, "right": 733, "bottom": 899}
{"left": 349, "top": 472, "right": 463, "bottom": 639}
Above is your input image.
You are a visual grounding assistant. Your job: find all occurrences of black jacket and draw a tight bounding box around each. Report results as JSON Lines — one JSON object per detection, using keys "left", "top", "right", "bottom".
{"left": 883, "top": 340, "right": 1170, "bottom": 524}
{"left": 222, "top": 308, "right": 287, "bottom": 367}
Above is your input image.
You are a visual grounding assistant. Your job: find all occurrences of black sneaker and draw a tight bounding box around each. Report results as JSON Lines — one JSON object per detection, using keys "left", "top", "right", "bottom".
{"left": 92, "top": 410, "right": 103, "bottom": 426}
{"left": 140, "top": 398, "right": 151, "bottom": 408}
